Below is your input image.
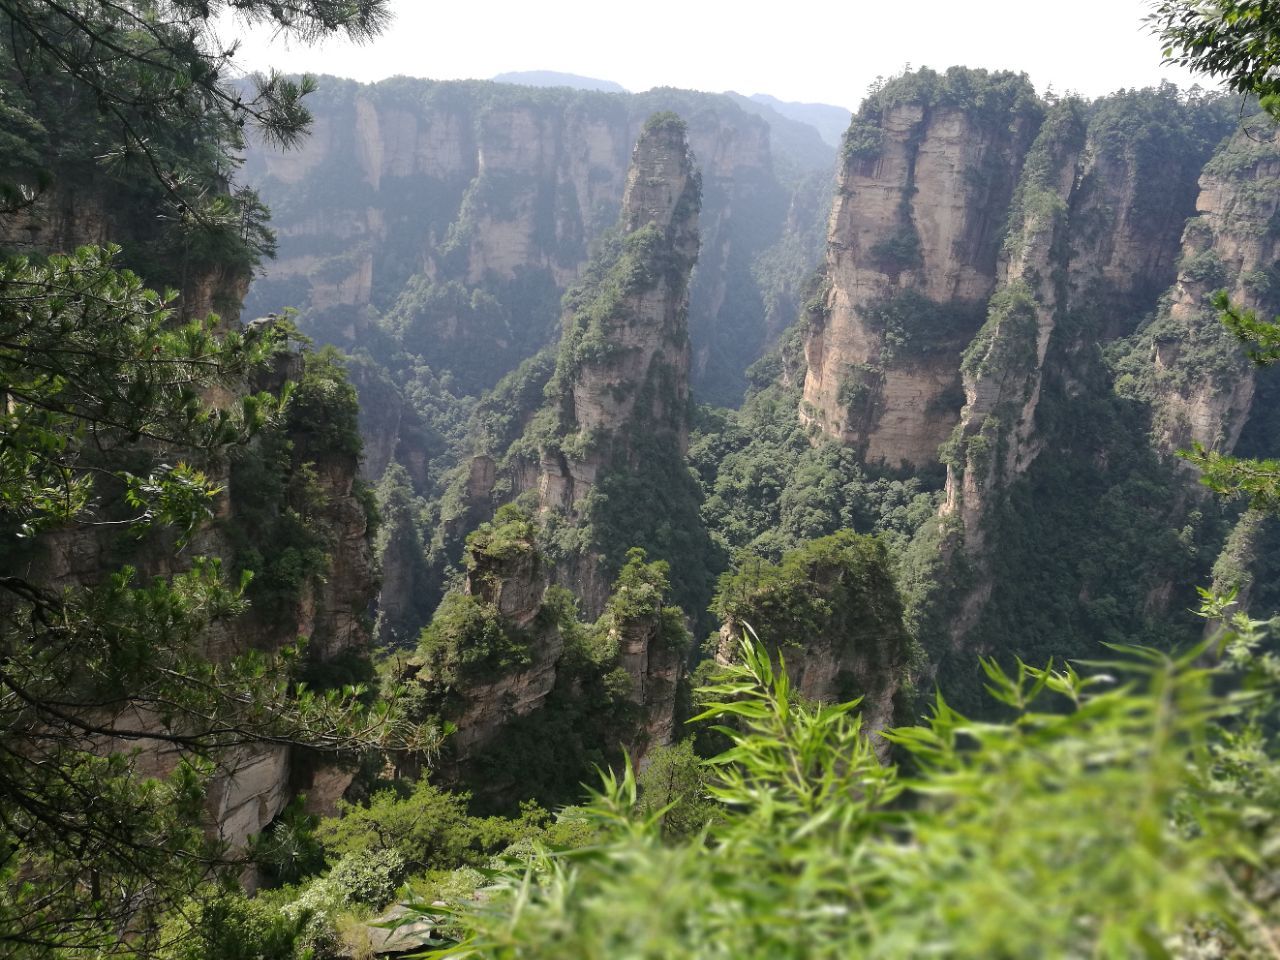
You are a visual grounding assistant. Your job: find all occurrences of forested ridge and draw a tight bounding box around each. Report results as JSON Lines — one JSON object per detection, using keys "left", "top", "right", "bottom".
{"left": 6, "top": 0, "right": 1280, "bottom": 957}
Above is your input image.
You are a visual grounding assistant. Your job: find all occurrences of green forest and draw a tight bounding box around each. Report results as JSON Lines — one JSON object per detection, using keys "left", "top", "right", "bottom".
{"left": 5, "top": 0, "right": 1280, "bottom": 957}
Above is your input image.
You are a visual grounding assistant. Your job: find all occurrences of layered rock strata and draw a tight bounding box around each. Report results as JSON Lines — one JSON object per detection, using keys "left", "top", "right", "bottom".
{"left": 453, "top": 115, "right": 702, "bottom": 617}
{"left": 800, "top": 69, "right": 1043, "bottom": 467}
{"left": 933, "top": 94, "right": 1248, "bottom": 647}
{"left": 1145, "top": 127, "right": 1280, "bottom": 457}
{"left": 242, "top": 80, "right": 811, "bottom": 405}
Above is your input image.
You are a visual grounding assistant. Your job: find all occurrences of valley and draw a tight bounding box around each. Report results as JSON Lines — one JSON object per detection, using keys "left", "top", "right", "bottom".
{"left": 5, "top": 2, "right": 1280, "bottom": 954}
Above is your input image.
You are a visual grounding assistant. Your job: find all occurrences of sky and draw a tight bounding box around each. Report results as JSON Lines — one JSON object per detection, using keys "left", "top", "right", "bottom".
{"left": 223, "top": 0, "right": 1208, "bottom": 111}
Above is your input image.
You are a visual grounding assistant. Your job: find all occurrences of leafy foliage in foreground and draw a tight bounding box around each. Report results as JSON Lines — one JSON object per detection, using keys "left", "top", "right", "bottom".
{"left": 0, "top": 246, "right": 281, "bottom": 541}
{"left": 0, "top": 249, "right": 419, "bottom": 956}
{"left": 1151, "top": 0, "right": 1280, "bottom": 120}
{"left": 0, "top": 0, "right": 391, "bottom": 283}
{"left": 420, "top": 613, "right": 1280, "bottom": 959}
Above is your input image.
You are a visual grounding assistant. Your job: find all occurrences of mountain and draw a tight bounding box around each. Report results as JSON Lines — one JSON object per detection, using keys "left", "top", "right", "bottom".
{"left": 492, "top": 70, "right": 628, "bottom": 93}
{"left": 725, "top": 91, "right": 839, "bottom": 175}
{"left": 400, "top": 118, "right": 706, "bottom": 795}
{"left": 783, "top": 68, "right": 1258, "bottom": 698}
{"left": 750, "top": 92, "right": 853, "bottom": 147}
{"left": 240, "top": 76, "right": 830, "bottom": 425}
{"left": 239, "top": 67, "right": 1280, "bottom": 717}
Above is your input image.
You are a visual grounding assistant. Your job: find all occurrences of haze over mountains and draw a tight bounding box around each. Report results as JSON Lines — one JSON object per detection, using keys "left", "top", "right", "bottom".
{"left": 12, "top": 0, "right": 1280, "bottom": 953}
{"left": 491, "top": 70, "right": 628, "bottom": 93}
{"left": 492, "top": 68, "right": 852, "bottom": 148}
{"left": 744, "top": 93, "right": 850, "bottom": 146}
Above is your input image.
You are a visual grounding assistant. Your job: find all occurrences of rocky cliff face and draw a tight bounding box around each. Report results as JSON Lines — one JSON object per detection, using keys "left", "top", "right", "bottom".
{"left": 293, "top": 456, "right": 378, "bottom": 663}
{"left": 0, "top": 163, "right": 254, "bottom": 324}
{"left": 409, "top": 513, "right": 686, "bottom": 794}
{"left": 937, "top": 95, "right": 1204, "bottom": 640}
{"left": 206, "top": 441, "right": 377, "bottom": 842}
{"left": 940, "top": 104, "right": 1088, "bottom": 568}
{"left": 31, "top": 359, "right": 377, "bottom": 848}
{"left": 800, "top": 69, "right": 1043, "bottom": 467}
{"left": 533, "top": 114, "right": 699, "bottom": 508}
{"left": 451, "top": 115, "right": 704, "bottom": 618}
{"left": 242, "top": 80, "right": 811, "bottom": 407}
{"left": 402, "top": 124, "right": 703, "bottom": 778}
{"left": 1142, "top": 127, "right": 1280, "bottom": 457}
{"left": 941, "top": 94, "right": 1226, "bottom": 542}
{"left": 430, "top": 521, "right": 564, "bottom": 764}
{"left": 893, "top": 88, "right": 1242, "bottom": 656}
{"left": 714, "top": 532, "right": 911, "bottom": 750}
{"left": 593, "top": 553, "right": 688, "bottom": 760}
{"left": 242, "top": 82, "right": 819, "bottom": 650}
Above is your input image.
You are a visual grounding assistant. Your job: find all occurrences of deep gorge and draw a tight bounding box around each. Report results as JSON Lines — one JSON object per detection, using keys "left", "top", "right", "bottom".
{"left": 6, "top": 4, "right": 1280, "bottom": 951}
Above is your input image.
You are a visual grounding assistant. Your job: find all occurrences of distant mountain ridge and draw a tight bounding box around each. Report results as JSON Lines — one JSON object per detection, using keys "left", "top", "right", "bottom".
{"left": 491, "top": 70, "right": 627, "bottom": 93}
{"left": 489, "top": 70, "right": 849, "bottom": 154}
{"left": 749, "top": 93, "right": 851, "bottom": 147}
{"left": 724, "top": 93, "right": 837, "bottom": 175}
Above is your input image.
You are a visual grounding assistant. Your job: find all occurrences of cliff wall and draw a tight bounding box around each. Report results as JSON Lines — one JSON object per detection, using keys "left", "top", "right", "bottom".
{"left": 943, "top": 93, "right": 1233, "bottom": 548}
{"left": 242, "top": 79, "right": 819, "bottom": 409}
{"left": 800, "top": 69, "right": 1043, "bottom": 467}
{"left": 894, "top": 88, "right": 1244, "bottom": 659}
{"left": 408, "top": 513, "right": 687, "bottom": 801}
{"left": 1141, "top": 127, "right": 1280, "bottom": 456}
{"left": 448, "top": 115, "right": 708, "bottom": 619}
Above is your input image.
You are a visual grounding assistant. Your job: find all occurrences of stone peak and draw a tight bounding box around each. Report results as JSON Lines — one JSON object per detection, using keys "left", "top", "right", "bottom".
{"left": 622, "top": 113, "right": 699, "bottom": 237}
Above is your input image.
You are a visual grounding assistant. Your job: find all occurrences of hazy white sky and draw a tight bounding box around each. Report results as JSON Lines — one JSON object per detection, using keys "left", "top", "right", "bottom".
{"left": 224, "top": 0, "right": 1207, "bottom": 110}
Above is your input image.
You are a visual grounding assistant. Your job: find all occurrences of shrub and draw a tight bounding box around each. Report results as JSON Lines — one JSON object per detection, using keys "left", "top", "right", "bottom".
{"left": 325, "top": 849, "right": 407, "bottom": 909}
{"left": 161, "top": 891, "right": 304, "bottom": 960}
{"left": 318, "top": 779, "right": 480, "bottom": 872}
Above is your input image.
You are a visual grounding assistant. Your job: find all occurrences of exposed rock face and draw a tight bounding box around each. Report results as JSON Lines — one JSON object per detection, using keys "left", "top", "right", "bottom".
{"left": 920, "top": 91, "right": 1239, "bottom": 651}
{"left": 941, "top": 95, "right": 1213, "bottom": 537}
{"left": 557, "top": 115, "right": 700, "bottom": 474}
{"left": 347, "top": 360, "right": 424, "bottom": 487}
{"left": 296, "top": 456, "right": 378, "bottom": 661}
{"left": 800, "top": 69, "right": 1043, "bottom": 467}
{"left": 24, "top": 388, "right": 377, "bottom": 852}
{"left": 411, "top": 517, "right": 685, "bottom": 781}
{"left": 941, "top": 105, "right": 1088, "bottom": 585}
{"left": 438, "top": 642, "right": 564, "bottom": 765}
{"left": 207, "top": 744, "right": 293, "bottom": 849}
{"left": 242, "top": 80, "right": 805, "bottom": 405}
{"left": 0, "top": 193, "right": 378, "bottom": 853}
{"left": 716, "top": 617, "right": 902, "bottom": 749}
{"left": 614, "top": 612, "right": 682, "bottom": 755}
{"left": 594, "top": 555, "right": 688, "bottom": 761}
{"left": 440, "top": 529, "right": 565, "bottom": 763}
{"left": 0, "top": 179, "right": 249, "bottom": 322}
{"left": 244, "top": 84, "right": 819, "bottom": 650}
{"left": 464, "top": 115, "right": 702, "bottom": 618}
{"left": 404, "top": 114, "right": 706, "bottom": 773}
{"left": 1145, "top": 129, "right": 1280, "bottom": 457}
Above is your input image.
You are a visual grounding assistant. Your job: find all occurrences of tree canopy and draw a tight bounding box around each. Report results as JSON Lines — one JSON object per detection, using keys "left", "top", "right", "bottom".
{"left": 0, "top": 2, "right": 410, "bottom": 955}
{"left": 1150, "top": 0, "right": 1280, "bottom": 118}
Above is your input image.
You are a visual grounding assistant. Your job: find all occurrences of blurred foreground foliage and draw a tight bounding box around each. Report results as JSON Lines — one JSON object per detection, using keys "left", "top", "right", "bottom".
{"left": 415, "top": 605, "right": 1280, "bottom": 959}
